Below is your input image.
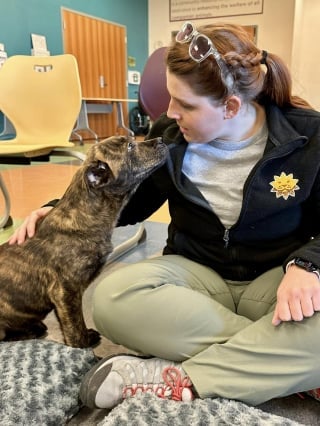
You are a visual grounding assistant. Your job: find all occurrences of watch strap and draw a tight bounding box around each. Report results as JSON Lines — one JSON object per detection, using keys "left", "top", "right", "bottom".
{"left": 286, "top": 258, "right": 320, "bottom": 280}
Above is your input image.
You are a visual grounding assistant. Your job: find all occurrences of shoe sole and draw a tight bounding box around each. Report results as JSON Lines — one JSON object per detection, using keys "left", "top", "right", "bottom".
{"left": 79, "top": 353, "right": 150, "bottom": 409}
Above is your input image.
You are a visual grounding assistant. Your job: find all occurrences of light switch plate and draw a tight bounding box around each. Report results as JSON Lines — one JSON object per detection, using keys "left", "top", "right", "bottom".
{"left": 128, "top": 70, "right": 141, "bottom": 85}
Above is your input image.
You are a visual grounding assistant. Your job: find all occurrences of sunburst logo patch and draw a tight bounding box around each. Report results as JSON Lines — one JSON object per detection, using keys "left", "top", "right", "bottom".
{"left": 270, "top": 172, "right": 300, "bottom": 200}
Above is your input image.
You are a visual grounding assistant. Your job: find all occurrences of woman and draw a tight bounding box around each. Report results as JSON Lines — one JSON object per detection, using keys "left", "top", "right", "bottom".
{"left": 10, "top": 22, "right": 320, "bottom": 407}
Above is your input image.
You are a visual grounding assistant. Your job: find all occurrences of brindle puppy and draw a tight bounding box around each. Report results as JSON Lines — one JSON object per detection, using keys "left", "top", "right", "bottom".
{"left": 0, "top": 136, "right": 168, "bottom": 348}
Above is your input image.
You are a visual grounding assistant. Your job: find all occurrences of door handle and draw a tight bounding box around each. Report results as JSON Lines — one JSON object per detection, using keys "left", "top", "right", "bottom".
{"left": 99, "top": 75, "right": 107, "bottom": 88}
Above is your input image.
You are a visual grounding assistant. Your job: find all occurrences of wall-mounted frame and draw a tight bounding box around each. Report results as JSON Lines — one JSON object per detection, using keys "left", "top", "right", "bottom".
{"left": 169, "top": 0, "right": 264, "bottom": 22}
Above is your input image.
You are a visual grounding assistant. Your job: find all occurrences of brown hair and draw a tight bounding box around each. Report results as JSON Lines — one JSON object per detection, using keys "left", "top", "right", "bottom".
{"left": 166, "top": 23, "right": 312, "bottom": 109}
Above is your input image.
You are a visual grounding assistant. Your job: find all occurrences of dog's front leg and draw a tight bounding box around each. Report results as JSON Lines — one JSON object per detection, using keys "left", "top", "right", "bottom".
{"left": 50, "top": 285, "right": 101, "bottom": 348}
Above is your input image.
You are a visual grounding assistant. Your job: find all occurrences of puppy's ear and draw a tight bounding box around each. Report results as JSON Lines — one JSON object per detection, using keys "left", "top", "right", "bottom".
{"left": 85, "top": 161, "right": 113, "bottom": 188}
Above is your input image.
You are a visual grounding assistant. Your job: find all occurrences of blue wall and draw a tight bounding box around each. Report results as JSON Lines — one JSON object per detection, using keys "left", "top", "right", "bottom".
{"left": 0, "top": 0, "right": 148, "bottom": 100}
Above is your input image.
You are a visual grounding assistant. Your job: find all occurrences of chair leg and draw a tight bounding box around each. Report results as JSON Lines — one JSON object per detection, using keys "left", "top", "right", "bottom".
{"left": 0, "top": 173, "right": 12, "bottom": 229}
{"left": 71, "top": 129, "right": 84, "bottom": 145}
{"left": 113, "top": 101, "right": 135, "bottom": 138}
{"left": 73, "top": 100, "right": 99, "bottom": 143}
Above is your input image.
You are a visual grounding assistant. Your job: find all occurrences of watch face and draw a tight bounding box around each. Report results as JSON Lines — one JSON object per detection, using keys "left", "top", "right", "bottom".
{"left": 294, "top": 258, "right": 317, "bottom": 272}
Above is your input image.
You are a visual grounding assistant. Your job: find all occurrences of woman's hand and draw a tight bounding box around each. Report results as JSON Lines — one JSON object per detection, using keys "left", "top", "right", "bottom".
{"left": 8, "top": 206, "right": 53, "bottom": 245}
{"left": 272, "top": 265, "right": 320, "bottom": 326}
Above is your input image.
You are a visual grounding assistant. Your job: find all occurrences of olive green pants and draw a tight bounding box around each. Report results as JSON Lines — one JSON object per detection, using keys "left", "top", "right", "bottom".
{"left": 92, "top": 255, "right": 320, "bottom": 405}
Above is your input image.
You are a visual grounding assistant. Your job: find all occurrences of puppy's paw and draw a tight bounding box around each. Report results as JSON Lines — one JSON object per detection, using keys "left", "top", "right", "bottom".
{"left": 87, "top": 328, "right": 101, "bottom": 347}
{"left": 64, "top": 328, "right": 101, "bottom": 348}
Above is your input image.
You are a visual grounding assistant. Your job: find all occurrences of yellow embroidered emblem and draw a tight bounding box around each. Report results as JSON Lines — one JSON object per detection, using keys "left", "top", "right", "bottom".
{"left": 270, "top": 172, "right": 300, "bottom": 200}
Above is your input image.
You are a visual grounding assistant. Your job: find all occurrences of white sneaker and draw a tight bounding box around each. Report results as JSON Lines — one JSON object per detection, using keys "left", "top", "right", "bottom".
{"left": 80, "top": 354, "right": 194, "bottom": 409}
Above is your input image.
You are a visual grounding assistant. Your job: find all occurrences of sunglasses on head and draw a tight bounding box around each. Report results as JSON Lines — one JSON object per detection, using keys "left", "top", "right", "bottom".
{"left": 175, "top": 21, "right": 233, "bottom": 89}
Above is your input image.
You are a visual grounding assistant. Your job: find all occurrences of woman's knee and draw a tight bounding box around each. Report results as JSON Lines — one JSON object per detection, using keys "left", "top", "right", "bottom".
{"left": 91, "top": 258, "right": 175, "bottom": 338}
{"left": 91, "top": 266, "right": 137, "bottom": 332}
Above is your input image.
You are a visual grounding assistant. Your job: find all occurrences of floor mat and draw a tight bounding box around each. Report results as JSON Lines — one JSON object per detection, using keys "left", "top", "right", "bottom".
{"left": 98, "top": 393, "right": 303, "bottom": 426}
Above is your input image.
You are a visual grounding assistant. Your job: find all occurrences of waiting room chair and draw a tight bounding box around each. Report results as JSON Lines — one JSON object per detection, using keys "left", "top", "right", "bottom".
{"left": 0, "top": 54, "right": 84, "bottom": 156}
{"left": 138, "top": 47, "right": 171, "bottom": 123}
{"left": 0, "top": 54, "right": 144, "bottom": 263}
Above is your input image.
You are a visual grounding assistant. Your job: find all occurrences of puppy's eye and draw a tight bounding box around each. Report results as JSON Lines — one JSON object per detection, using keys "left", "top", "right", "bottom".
{"left": 127, "top": 142, "right": 135, "bottom": 152}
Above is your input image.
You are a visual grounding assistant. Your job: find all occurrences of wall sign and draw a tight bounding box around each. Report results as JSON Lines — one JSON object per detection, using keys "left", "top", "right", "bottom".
{"left": 31, "top": 33, "right": 50, "bottom": 56}
{"left": 169, "top": 0, "right": 264, "bottom": 22}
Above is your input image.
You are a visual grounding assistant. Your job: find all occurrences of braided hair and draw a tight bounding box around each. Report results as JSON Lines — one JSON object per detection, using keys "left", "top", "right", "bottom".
{"left": 166, "top": 23, "right": 312, "bottom": 109}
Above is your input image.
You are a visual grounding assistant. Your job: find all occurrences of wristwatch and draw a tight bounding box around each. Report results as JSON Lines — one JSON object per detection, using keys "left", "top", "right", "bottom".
{"left": 287, "top": 257, "right": 320, "bottom": 280}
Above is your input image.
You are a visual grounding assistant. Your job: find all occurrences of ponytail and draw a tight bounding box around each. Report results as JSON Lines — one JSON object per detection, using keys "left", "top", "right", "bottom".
{"left": 260, "top": 52, "right": 312, "bottom": 109}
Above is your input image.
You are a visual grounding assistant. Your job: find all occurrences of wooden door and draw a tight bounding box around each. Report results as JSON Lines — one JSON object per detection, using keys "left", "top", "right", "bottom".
{"left": 62, "top": 8, "right": 128, "bottom": 138}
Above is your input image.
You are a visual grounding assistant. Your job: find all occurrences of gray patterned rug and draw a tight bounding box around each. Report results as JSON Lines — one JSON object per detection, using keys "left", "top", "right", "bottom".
{"left": 98, "top": 393, "right": 303, "bottom": 426}
{"left": 0, "top": 340, "right": 97, "bottom": 426}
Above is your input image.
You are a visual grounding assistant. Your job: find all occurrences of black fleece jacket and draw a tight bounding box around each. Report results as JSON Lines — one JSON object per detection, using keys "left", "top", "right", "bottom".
{"left": 118, "top": 103, "right": 320, "bottom": 281}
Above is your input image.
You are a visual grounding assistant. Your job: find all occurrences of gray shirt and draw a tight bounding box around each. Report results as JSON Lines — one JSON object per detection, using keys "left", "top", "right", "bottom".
{"left": 182, "top": 122, "right": 268, "bottom": 228}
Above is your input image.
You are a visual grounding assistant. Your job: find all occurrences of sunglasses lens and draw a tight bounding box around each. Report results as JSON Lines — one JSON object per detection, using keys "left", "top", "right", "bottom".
{"left": 176, "top": 22, "right": 194, "bottom": 42}
{"left": 190, "top": 35, "right": 212, "bottom": 61}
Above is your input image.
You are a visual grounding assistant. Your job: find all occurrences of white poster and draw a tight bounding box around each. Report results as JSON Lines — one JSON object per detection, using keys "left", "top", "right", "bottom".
{"left": 170, "top": 0, "right": 264, "bottom": 22}
{"left": 31, "top": 33, "right": 50, "bottom": 56}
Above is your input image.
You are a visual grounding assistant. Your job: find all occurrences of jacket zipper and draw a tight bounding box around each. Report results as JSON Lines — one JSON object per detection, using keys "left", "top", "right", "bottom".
{"left": 223, "top": 229, "right": 230, "bottom": 248}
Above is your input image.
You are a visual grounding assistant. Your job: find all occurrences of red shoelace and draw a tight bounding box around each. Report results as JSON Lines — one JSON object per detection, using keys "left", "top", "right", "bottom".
{"left": 122, "top": 366, "right": 194, "bottom": 402}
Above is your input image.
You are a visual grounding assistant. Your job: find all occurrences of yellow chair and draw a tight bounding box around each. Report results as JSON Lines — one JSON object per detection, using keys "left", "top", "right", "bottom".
{"left": 0, "top": 54, "right": 85, "bottom": 229}
{"left": 0, "top": 54, "right": 83, "bottom": 155}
